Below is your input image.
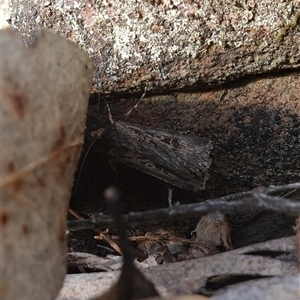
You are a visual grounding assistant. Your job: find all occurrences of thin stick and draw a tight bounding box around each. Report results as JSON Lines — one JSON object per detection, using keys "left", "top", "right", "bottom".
{"left": 68, "top": 207, "right": 122, "bottom": 254}
{"left": 116, "top": 234, "right": 216, "bottom": 249}
{"left": 68, "top": 182, "right": 300, "bottom": 232}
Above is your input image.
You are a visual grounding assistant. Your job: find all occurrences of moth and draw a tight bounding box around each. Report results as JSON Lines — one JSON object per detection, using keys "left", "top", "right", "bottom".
{"left": 91, "top": 106, "right": 213, "bottom": 195}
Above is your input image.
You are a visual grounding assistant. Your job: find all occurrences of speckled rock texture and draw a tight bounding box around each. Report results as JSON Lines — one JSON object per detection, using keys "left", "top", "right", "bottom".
{"left": 9, "top": 0, "right": 300, "bottom": 94}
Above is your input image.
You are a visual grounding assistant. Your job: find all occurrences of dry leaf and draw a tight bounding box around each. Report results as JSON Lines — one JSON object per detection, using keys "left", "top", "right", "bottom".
{"left": 212, "top": 274, "right": 300, "bottom": 300}
{"left": 57, "top": 236, "right": 297, "bottom": 299}
{"left": 1, "top": 28, "right": 93, "bottom": 300}
{"left": 67, "top": 252, "right": 123, "bottom": 272}
{"left": 192, "top": 214, "right": 232, "bottom": 250}
{"left": 148, "top": 296, "right": 210, "bottom": 300}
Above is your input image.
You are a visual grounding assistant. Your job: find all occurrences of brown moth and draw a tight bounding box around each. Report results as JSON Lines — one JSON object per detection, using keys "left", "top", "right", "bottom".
{"left": 93, "top": 121, "right": 213, "bottom": 192}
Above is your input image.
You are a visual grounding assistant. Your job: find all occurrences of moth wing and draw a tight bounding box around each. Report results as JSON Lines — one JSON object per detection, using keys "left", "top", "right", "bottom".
{"left": 109, "top": 123, "right": 212, "bottom": 191}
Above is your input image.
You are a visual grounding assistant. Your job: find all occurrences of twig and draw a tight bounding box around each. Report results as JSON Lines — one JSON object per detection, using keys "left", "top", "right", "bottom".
{"left": 67, "top": 183, "right": 300, "bottom": 232}
{"left": 68, "top": 208, "right": 83, "bottom": 220}
{"left": 68, "top": 208, "right": 122, "bottom": 254}
{"left": 96, "top": 234, "right": 215, "bottom": 248}
{"left": 97, "top": 232, "right": 122, "bottom": 255}
{"left": 251, "top": 188, "right": 300, "bottom": 215}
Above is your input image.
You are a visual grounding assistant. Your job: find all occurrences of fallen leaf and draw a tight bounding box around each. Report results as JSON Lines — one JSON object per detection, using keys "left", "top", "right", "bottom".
{"left": 212, "top": 274, "right": 300, "bottom": 300}
{"left": 1, "top": 28, "right": 93, "bottom": 300}
{"left": 56, "top": 236, "right": 297, "bottom": 299}
{"left": 67, "top": 252, "right": 123, "bottom": 272}
{"left": 192, "top": 214, "right": 232, "bottom": 250}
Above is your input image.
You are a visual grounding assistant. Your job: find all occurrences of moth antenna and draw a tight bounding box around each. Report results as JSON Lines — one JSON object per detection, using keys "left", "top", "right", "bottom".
{"left": 167, "top": 185, "right": 174, "bottom": 208}
{"left": 73, "top": 71, "right": 116, "bottom": 200}
{"left": 71, "top": 138, "right": 99, "bottom": 198}
{"left": 72, "top": 68, "right": 101, "bottom": 201}
{"left": 97, "top": 65, "right": 105, "bottom": 119}
{"left": 105, "top": 99, "right": 115, "bottom": 125}
{"left": 122, "top": 84, "right": 148, "bottom": 120}
{"left": 97, "top": 63, "right": 114, "bottom": 125}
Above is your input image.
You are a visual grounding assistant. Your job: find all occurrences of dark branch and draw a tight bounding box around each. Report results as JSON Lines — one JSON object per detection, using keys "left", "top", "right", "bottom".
{"left": 67, "top": 183, "right": 300, "bottom": 232}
